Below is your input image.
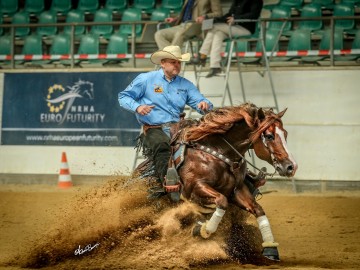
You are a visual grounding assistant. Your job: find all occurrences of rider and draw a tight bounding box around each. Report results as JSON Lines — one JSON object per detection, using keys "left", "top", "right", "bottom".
{"left": 118, "top": 45, "right": 213, "bottom": 202}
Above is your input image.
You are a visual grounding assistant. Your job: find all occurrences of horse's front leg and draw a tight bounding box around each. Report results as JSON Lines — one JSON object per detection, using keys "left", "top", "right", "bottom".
{"left": 232, "top": 184, "right": 280, "bottom": 261}
{"left": 190, "top": 183, "right": 228, "bottom": 239}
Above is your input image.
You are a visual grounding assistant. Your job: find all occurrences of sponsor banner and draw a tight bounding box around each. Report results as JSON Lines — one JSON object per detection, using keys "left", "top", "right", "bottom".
{"left": 1, "top": 72, "right": 142, "bottom": 146}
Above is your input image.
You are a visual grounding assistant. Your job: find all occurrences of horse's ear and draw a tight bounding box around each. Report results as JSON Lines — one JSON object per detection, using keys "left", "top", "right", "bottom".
{"left": 277, "top": 108, "right": 288, "bottom": 118}
{"left": 258, "top": 108, "right": 266, "bottom": 120}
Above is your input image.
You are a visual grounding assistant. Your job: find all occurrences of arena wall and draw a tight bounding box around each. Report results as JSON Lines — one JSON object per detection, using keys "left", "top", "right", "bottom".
{"left": 0, "top": 68, "right": 359, "bottom": 184}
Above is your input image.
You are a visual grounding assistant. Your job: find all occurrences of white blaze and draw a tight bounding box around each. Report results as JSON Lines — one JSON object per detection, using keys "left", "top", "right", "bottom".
{"left": 275, "top": 126, "right": 297, "bottom": 169}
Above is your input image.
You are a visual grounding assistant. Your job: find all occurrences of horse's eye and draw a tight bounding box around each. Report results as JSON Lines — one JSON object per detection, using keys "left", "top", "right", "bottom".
{"left": 264, "top": 133, "right": 274, "bottom": 141}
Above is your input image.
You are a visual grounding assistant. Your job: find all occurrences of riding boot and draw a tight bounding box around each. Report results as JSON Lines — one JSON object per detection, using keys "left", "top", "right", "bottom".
{"left": 245, "top": 168, "right": 267, "bottom": 198}
{"left": 247, "top": 168, "right": 267, "bottom": 188}
{"left": 244, "top": 178, "right": 261, "bottom": 198}
{"left": 164, "top": 167, "right": 181, "bottom": 203}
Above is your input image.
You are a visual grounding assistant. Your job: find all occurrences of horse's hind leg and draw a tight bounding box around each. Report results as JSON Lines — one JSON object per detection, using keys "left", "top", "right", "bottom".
{"left": 232, "top": 184, "right": 280, "bottom": 261}
{"left": 190, "top": 185, "right": 228, "bottom": 239}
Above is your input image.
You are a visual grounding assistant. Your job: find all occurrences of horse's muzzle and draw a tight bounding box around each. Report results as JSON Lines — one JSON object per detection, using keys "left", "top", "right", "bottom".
{"left": 276, "top": 160, "right": 297, "bottom": 177}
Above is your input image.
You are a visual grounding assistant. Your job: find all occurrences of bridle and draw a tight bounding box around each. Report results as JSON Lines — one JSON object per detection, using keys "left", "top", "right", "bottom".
{"left": 221, "top": 136, "right": 276, "bottom": 177}
{"left": 260, "top": 132, "right": 281, "bottom": 173}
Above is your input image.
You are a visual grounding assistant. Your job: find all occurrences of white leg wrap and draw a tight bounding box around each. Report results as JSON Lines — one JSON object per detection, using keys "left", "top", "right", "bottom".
{"left": 257, "top": 215, "right": 279, "bottom": 248}
{"left": 205, "top": 207, "right": 226, "bottom": 234}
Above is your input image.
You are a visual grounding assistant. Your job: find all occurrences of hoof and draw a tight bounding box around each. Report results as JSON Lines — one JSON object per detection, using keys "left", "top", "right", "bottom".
{"left": 192, "top": 221, "right": 211, "bottom": 238}
{"left": 262, "top": 247, "right": 280, "bottom": 261}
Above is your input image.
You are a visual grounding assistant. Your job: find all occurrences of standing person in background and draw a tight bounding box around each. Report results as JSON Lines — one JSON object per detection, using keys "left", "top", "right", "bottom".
{"left": 118, "top": 46, "right": 213, "bottom": 202}
{"left": 191, "top": 0, "right": 263, "bottom": 78}
{"left": 155, "top": 0, "right": 222, "bottom": 50}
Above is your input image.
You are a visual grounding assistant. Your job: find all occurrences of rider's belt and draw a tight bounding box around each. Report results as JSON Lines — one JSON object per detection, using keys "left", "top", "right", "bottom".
{"left": 143, "top": 122, "right": 174, "bottom": 135}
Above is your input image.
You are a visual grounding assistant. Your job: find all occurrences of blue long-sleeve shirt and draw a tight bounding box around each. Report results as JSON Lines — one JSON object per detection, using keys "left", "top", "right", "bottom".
{"left": 118, "top": 69, "right": 213, "bottom": 126}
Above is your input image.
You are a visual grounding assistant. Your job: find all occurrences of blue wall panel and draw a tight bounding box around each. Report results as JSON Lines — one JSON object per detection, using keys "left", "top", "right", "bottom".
{"left": 1, "top": 72, "right": 141, "bottom": 146}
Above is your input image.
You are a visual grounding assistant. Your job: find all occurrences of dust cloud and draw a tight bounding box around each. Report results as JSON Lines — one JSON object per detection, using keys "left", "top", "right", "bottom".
{"left": 11, "top": 176, "right": 263, "bottom": 269}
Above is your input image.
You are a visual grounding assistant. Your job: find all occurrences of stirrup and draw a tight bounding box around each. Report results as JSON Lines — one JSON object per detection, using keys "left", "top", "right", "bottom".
{"left": 164, "top": 167, "right": 181, "bottom": 202}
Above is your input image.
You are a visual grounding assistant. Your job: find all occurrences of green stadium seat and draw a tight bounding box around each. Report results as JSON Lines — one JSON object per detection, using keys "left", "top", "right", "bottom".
{"left": 22, "top": 34, "right": 43, "bottom": 55}
{"left": 36, "top": 10, "right": 57, "bottom": 38}
{"left": 24, "top": 0, "right": 45, "bottom": 16}
{"left": 267, "top": 5, "right": 292, "bottom": 35}
{"left": 78, "top": 33, "right": 99, "bottom": 54}
{"left": 298, "top": 4, "right": 323, "bottom": 32}
{"left": 104, "top": 33, "right": 129, "bottom": 65}
{"left": 321, "top": 29, "right": 343, "bottom": 49}
{"left": 311, "top": 0, "right": 335, "bottom": 9}
{"left": 161, "top": 0, "right": 183, "bottom": 13}
{"left": 50, "top": 0, "right": 72, "bottom": 15}
{"left": 151, "top": 7, "right": 170, "bottom": 21}
{"left": 260, "top": 29, "right": 281, "bottom": 52}
{"left": 119, "top": 8, "right": 143, "bottom": 37}
{"left": 341, "top": 0, "right": 360, "bottom": 5}
{"left": 105, "top": 0, "right": 127, "bottom": 14}
{"left": 21, "top": 34, "right": 49, "bottom": 66}
{"left": 133, "top": 0, "right": 156, "bottom": 13}
{"left": 150, "top": 7, "right": 171, "bottom": 31}
{"left": 0, "top": 0, "right": 19, "bottom": 16}
{"left": 0, "top": 35, "right": 11, "bottom": 56}
{"left": 288, "top": 29, "right": 312, "bottom": 51}
{"left": 335, "top": 29, "right": 360, "bottom": 61}
{"left": 106, "top": 33, "right": 128, "bottom": 54}
{"left": 49, "top": 33, "right": 79, "bottom": 65}
{"left": 333, "top": 4, "right": 355, "bottom": 32}
{"left": 350, "top": 30, "right": 360, "bottom": 60}
{"left": 0, "top": 16, "right": 3, "bottom": 36}
{"left": 277, "top": 0, "right": 304, "bottom": 9}
{"left": 90, "top": 8, "right": 113, "bottom": 39}
{"left": 259, "top": 29, "right": 292, "bottom": 61}
{"left": 50, "top": 33, "right": 71, "bottom": 55}
{"left": 287, "top": 29, "right": 313, "bottom": 61}
{"left": 225, "top": 38, "right": 261, "bottom": 64}
{"left": 302, "top": 29, "right": 343, "bottom": 63}
{"left": 77, "top": 33, "right": 101, "bottom": 65}
{"left": 64, "top": 9, "right": 86, "bottom": 38}
{"left": 12, "top": 11, "right": 30, "bottom": 38}
{"left": 77, "top": 0, "right": 99, "bottom": 14}
{"left": 318, "top": 29, "right": 343, "bottom": 51}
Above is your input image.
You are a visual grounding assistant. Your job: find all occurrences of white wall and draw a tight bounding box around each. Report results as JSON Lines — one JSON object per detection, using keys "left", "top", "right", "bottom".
{"left": 0, "top": 69, "right": 359, "bottom": 181}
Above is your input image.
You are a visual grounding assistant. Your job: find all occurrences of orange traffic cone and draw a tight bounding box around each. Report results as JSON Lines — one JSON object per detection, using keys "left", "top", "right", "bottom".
{"left": 58, "top": 152, "right": 73, "bottom": 188}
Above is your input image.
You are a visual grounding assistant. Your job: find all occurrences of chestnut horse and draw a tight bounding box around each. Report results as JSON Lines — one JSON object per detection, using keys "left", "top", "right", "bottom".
{"left": 137, "top": 103, "right": 298, "bottom": 261}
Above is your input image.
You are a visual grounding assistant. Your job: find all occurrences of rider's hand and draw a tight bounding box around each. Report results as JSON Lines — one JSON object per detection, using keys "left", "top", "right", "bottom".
{"left": 136, "top": 105, "right": 155, "bottom": 115}
{"left": 198, "top": 101, "right": 210, "bottom": 113}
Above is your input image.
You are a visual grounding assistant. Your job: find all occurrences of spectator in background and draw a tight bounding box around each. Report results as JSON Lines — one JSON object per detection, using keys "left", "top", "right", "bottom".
{"left": 191, "top": 0, "right": 263, "bottom": 78}
{"left": 155, "top": 0, "right": 222, "bottom": 50}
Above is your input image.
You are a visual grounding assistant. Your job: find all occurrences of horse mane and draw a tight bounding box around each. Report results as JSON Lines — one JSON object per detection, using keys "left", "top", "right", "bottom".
{"left": 182, "top": 103, "right": 282, "bottom": 143}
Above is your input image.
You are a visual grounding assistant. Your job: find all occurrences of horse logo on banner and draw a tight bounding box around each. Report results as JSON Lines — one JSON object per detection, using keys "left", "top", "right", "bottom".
{"left": 45, "top": 79, "right": 94, "bottom": 124}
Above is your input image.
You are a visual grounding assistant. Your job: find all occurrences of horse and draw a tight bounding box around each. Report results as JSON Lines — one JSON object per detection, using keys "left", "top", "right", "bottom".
{"left": 136, "top": 102, "right": 298, "bottom": 261}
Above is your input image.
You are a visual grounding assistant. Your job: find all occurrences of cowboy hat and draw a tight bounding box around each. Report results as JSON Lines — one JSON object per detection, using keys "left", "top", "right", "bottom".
{"left": 150, "top": 45, "right": 191, "bottom": 65}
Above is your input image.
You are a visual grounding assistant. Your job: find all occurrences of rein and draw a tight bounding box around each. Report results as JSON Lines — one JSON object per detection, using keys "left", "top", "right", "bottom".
{"left": 220, "top": 136, "right": 275, "bottom": 177}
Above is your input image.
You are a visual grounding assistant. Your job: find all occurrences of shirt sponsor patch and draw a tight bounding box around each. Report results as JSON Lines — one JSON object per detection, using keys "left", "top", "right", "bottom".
{"left": 154, "top": 84, "right": 163, "bottom": 93}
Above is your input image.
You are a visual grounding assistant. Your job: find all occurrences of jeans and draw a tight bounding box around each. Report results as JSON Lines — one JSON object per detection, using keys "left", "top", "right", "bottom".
{"left": 142, "top": 127, "right": 171, "bottom": 182}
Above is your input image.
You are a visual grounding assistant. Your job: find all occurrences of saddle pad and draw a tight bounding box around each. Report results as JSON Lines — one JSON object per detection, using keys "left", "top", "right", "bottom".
{"left": 173, "top": 144, "right": 186, "bottom": 170}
